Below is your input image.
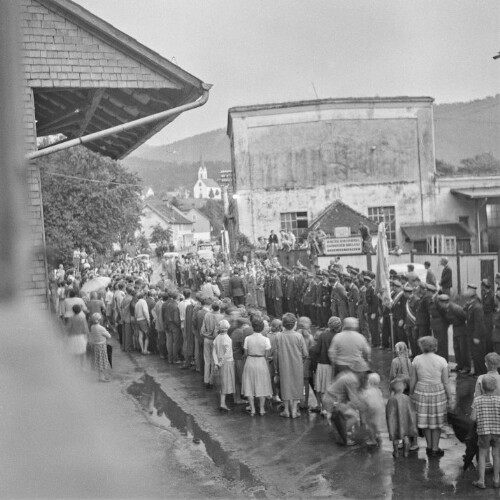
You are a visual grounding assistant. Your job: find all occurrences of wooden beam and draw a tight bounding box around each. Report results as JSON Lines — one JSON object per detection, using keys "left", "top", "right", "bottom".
{"left": 76, "top": 89, "right": 105, "bottom": 137}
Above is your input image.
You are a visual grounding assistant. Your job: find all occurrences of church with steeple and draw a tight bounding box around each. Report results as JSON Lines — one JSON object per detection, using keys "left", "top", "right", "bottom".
{"left": 193, "top": 158, "right": 222, "bottom": 199}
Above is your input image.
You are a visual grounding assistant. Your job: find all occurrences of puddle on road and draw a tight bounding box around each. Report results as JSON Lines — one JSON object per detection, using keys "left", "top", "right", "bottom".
{"left": 127, "top": 373, "right": 268, "bottom": 499}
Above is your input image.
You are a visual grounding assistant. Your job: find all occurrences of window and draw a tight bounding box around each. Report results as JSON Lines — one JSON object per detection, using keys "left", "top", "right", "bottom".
{"left": 487, "top": 203, "right": 500, "bottom": 228}
{"left": 368, "top": 206, "right": 396, "bottom": 249}
{"left": 280, "top": 212, "right": 308, "bottom": 239}
{"left": 459, "top": 216, "right": 469, "bottom": 227}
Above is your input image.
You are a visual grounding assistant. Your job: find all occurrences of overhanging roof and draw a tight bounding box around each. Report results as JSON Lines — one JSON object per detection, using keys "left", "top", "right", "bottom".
{"left": 451, "top": 187, "right": 500, "bottom": 199}
{"left": 401, "top": 223, "right": 473, "bottom": 241}
{"left": 33, "top": 0, "right": 207, "bottom": 159}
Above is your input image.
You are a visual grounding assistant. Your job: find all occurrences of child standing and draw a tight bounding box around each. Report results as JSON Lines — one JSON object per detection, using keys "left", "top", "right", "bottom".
{"left": 89, "top": 313, "right": 112, "bottom": 382}
{"left": 389, "top": 342, "right": 413, "bottom": 394}
{"left": 471, "top": 374, "right": 500, "bottom": 489}
{"left": 386, "top": 378, "right": 418, "bottom": 457}
{"left": 361, "top": 372, "right": 386, "bottom": 446}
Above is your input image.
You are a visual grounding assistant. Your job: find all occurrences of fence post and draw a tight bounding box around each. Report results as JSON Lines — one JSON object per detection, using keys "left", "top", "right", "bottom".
{"left": 410, "top": 249, "right": 416, "bottom": 263}
{"left": 456, "top": 250, "right": 463, "bottom": 296}
{"left": 366, "top": 252, "right": 372, "bottom": 272}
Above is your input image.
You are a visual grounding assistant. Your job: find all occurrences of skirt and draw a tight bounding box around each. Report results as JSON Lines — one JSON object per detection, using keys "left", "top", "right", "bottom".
{"left": 412, "top": 382, "right": 447, "bottom": 429}
{"left": 93, "top": 343, "right": 111, "bottom": 372}
{"left": 242, "top": 357, "right": 272, "bottom": 397}
{"left": 315, "top": 363, "right": 332, "bottom": 393}
{"left": 219, "top": 361, "right": 236, "bottom": 395}
{"left": 67, "top": 334, "right": 87, "bottom": 356}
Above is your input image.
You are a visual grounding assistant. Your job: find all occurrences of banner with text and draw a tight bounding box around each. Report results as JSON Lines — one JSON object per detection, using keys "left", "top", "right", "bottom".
{"left": 324, "top": 236, "right": 363, "bottom": 255}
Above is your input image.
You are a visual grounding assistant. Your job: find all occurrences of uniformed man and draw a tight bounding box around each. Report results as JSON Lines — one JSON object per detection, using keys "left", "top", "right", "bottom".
{"left": 320, "top": 272, "right": 332, "bottom": 328}
{"left": 280, "top": 269, "right": 289, "bottom": 313}
{"left": 365, "top": 274, "right": 379, "bottom": 347}
{"left": 429, "top": 292, "right": 451, "bottom": 361}
{"left": 356, "top": 272, "right": 369, "bottom": 342}
{"left": 442, "top": 295, "right": 469, "bottom": 373}
{"left": 269, "top": 267, "right": 283, "bottom": 318}
{"left": 285, "top": 268, "right": 296, "bottom": 315}
{"left": 330, "top": 273, "right": 349, "bottom": 321}
{"left": 303, "top": 273, "right": 316, "bottom": 320}
{"left": 415, "top": 282, "right": 432, "bottom": 338}
{"left": 264, "top": 271, "right": 274, "bottom": 317}
{"left": 481, "top": 278, "right": 495, "bottom": 353}
{"left": 344, "top": 274, "right": 359, "bottom": 319}
{"left": 403, "top": 284, "right": 418, "bottom": 357}
{"left": 391, "top": 281, "right": 406, "bottom": 346}
{"left": 313, "top": 272, "right": 323, "bottom": 326}
{"left": 465, "top": 284, "right": 487, "bottom": 376}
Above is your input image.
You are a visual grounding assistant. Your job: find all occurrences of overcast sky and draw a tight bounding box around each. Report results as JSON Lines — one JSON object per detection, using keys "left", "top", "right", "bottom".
{"left": 75, "top": 0, "right": 500, "bottom": 145}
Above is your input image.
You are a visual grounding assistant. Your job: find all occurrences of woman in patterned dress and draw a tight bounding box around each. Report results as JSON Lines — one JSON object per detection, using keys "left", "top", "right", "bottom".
{"left": 241, "top": 315, "right": 272, "bottom": 416}
{"left": 410, "top": 336, "right": 452, "bottom": 457}
{"left": 89, "top": 313, "right": 112, "bottom": 382}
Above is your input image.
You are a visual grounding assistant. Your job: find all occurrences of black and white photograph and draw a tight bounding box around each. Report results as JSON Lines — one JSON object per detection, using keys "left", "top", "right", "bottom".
{"left": 1, "top": 0, "right": 500, "bottom": 498}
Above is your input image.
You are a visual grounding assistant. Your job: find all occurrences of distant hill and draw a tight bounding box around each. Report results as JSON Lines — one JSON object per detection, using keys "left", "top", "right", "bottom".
{"left": 130, "top": 128, "right": 230, "bottom": 164}
{"left": 122, "top": 95, "right": 500, "bottom": 187}
{"left": 434, "top": 95, "right": 500, "bottom": 165}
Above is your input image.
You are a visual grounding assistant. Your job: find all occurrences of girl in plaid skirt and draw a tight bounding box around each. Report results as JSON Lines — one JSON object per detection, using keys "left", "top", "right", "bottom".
{"left": 89, "top": 313, "right": 111, "bottom": 382}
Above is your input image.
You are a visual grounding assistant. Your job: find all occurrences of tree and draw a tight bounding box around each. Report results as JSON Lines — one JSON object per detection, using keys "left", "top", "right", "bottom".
{"left": 150, "top": 223, "right": 173, "bottom": 256}
{"left": 135, "top": 231, "right": 150, "bottom": 254}
{"left": 208, "top": 188, "right": 215, "bottom": 199}
{"left": 38, "top": 146, "right": 142, "bottom": 265}
{"left": 199, "top": 199, "right": 224, "bottom": 238}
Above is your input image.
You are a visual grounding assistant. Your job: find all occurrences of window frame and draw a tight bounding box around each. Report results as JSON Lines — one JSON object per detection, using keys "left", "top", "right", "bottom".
{"left": 368, "top": 206, "right": 396, "bottom": 249}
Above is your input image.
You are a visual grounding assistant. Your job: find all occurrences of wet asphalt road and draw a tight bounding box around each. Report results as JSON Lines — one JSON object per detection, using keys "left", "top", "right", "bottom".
{"left": 127, "top": 345, "right": 500, "bottom": 499}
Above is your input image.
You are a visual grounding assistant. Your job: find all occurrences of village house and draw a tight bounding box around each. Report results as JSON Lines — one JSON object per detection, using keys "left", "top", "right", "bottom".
{"left": 183, "top": 207, "right": 211, "bottom": 242}
{"left": 227, "top": 97, "right": 500, "bottom": 254}
{"left": 20, "top": 0, "right": 209, "bottom": 306}
{"left": 141, "top": 202, "right": 193, "bottom": 250}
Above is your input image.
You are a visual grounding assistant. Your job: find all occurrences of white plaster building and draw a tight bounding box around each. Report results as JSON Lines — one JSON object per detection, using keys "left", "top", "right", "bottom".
{"left": 141, "top": 203, "right": 193, "bottom": 250}
{"left": 227, "top": 97, "right": 500, "bottom": 254}
{"left": 193, "top": 163, "right": 222, "bottom": 200}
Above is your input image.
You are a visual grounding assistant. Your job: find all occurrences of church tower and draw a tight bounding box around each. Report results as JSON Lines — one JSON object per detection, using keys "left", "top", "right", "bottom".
{"left": 198, "top": 157, "right": 207, "bottom": 180}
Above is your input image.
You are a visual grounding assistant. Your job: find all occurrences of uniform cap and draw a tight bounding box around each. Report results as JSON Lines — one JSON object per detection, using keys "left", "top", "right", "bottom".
{"left": 438, "top": 294, "right": 450, "bottom": 302}
{"left": 419, "top": 282, "right": 428, "bottom": 290}
{"left": 481, "top": 279, "right": 491, "bottom": 288}
{"left": 392, "top": 280, "right": 402, "bottom": 288}
{"left": 403, "top": 284, "right": 413, "bottom": 292}
{"left": 363, "top": 275, "right": 372, "bottom": 282}
{"left": 426, "top": 284, "right": 437, "bottom": 292}
{"left": 467, "top": 284, "right": 477, "bottom": 290}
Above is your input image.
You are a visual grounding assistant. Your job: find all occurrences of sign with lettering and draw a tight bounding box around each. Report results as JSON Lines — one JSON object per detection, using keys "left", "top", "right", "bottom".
{"left": 334, "top": 226, "right": 351, "bottom": 238}
{"left": 324, "top": 236, "right": 363, "bottom": 255}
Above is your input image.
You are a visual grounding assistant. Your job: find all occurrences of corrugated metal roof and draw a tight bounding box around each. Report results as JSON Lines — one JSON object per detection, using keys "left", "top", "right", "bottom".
{"left": 451, "top": 187, "right": 500, "bottom": 199}
{"left": 401, "top": 223, "right": 472, "bottom": 241}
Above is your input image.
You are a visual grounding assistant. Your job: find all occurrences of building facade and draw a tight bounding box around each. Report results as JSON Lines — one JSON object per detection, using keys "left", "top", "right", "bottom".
{"left": 184, "top": 208, "right": 211, "bottom": 242}
{"left": 227, "top": 97, "right": 500, "bottom": 254}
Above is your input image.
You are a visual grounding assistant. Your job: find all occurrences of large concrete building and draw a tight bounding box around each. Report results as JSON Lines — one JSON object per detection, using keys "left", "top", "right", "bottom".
{"left": 227, "top": 97, "right": 500, "bottom": 254}
{"left": 20, "top": 0, "right": 208, "bottom": 306}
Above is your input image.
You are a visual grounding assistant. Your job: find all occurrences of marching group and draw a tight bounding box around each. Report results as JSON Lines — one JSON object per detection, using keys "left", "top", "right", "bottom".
{"left": 53, "top": 251, "right": 500, "bottom": 489}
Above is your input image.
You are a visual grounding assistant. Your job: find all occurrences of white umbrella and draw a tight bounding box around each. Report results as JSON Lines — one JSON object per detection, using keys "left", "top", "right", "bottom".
{"left": 81, "top": 276, "right": 111, "bottom": 294}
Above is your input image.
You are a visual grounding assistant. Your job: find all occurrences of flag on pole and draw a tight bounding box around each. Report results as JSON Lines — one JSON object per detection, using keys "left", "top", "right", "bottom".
{"left": 375, "top": 222, "right": 392, "bottom": 308}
